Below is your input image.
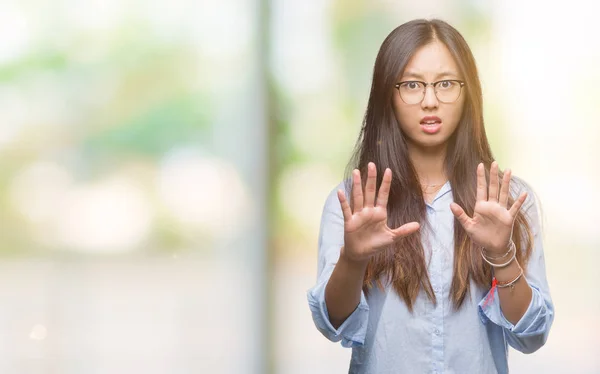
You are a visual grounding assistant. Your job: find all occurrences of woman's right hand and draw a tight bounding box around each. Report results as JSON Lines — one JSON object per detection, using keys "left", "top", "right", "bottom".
{"left": 338, "top": 162, "right": 421, "bottom": 264}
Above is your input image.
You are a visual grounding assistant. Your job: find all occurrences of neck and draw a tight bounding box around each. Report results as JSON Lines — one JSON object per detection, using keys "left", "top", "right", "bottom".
{"left": 407, "top": 142, "right": 448, "bottom": 185}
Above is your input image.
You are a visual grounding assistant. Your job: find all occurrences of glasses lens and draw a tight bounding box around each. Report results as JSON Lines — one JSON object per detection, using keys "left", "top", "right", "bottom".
{"left": 435, "top": 81, "right": 461, "bottom": 103}
{"left": 399, "top": 81, "right": 425, "bottom": 104}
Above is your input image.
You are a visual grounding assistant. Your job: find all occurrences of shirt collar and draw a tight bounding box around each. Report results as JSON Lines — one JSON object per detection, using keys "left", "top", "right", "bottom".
{"left": 426, "top": 180, "right": 452, "bottom": 207}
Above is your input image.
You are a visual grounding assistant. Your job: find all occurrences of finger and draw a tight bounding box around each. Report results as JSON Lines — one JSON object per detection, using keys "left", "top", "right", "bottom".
{"left": 352, "top": 169, "right": 363, "bottom": 212}
{"left": 376, "top": 168, "right": 392, "bottom": 208}
{"left": 488, "top": 161, "right": 499, "bottom": 202}
{"left": 508, "top": 191, "right": 528, "bottom": 217}
{"left": 337, "top": 189, "right": 352, "bottom": 222}
{"left": 364, "top": 162, "right": 377, "bottom": 208}
{"left": 498, "top": 168, "right": 512, "bottom": 208}
{"left": 450, "top": 202, "right": 471, "bottom": 229}
{"left": 390, "top": 221, "right": 420, "bottom": 238}
{"left": 476, "top": 163, "right": 487, "bottom": 201}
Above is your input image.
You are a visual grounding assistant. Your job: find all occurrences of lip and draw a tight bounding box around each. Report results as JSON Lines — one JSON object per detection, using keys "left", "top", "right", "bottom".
{"left": 420, "top": 116, "right": 442, "bottom": 124}
{"left": 420, "top": 116, "right": 442, "bottom": 134}
{"left": 421, "top": 122, "right": 442, "bottom": 134}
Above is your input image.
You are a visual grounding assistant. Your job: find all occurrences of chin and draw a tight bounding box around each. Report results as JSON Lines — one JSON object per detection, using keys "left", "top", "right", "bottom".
{"left": 410, "top": 135, "right": 450, "bottom": 150}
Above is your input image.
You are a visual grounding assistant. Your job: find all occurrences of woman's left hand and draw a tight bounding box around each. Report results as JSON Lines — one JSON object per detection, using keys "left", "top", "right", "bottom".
{"left": 449, "top": 161, "right": 528, "bottom": 254}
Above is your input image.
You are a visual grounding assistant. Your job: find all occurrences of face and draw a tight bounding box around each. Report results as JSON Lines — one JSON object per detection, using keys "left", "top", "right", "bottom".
{"left": 392, "top": 40, "right": 465, "bottom": 151}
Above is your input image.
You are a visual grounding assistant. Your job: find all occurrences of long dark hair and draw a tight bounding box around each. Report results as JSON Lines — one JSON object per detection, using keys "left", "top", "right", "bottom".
{"left": 345, "top": 19, "right": 534, "bottom": 311}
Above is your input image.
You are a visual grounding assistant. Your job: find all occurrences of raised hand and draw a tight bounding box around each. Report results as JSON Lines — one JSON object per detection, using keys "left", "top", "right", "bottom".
{"left": 338, "top": 162, "right": 421, "bottom": 264}
{"left": 449, "top": 161, "right": 527, "bottom": 254}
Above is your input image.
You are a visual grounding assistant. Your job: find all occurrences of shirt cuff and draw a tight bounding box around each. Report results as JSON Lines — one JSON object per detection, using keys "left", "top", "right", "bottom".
{"left": 307, "top": 280, "right": 369, "bottom": 348}
{"left": 478, "top": 283, "right": 545, "bottom": 335}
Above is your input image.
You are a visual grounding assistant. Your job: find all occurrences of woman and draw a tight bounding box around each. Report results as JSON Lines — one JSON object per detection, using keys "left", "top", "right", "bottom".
{"left": 307, "top": 19, "right": 554, "bottom": 373}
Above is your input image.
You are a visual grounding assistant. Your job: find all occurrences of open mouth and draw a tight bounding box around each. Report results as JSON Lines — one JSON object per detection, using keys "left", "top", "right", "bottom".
{"left": 420, "top": 116, "right": 442, "bottom": 134}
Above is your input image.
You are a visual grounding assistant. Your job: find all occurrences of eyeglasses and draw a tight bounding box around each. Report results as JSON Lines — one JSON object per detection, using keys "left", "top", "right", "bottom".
{"left": 394, "top": 80, "right": 465, "bottom": 105}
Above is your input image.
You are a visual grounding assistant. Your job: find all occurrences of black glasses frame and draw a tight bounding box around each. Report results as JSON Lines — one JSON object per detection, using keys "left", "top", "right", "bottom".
{"left": 394, "top": 80, "right": 465, "bottom": 104}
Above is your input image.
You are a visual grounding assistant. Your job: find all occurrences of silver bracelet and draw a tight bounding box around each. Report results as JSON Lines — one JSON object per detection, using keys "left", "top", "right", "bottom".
{"left": 481, "top": 246, "right": 516, "bottom": 268}
{"left": 483, "top": 239, "right": 515, "bottom": 260}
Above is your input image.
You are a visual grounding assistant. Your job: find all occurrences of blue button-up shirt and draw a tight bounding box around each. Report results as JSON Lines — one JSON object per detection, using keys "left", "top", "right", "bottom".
{"left": 307, "top": 179, "right": 554, "bottom": 374}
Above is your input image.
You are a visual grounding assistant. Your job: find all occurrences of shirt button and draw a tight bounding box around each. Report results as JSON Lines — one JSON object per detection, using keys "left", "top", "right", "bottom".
{"left": 434, "top": 329, "right": 440, "bottom": 335}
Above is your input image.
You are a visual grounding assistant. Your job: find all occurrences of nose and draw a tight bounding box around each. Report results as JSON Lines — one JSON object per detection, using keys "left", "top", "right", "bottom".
{"left": 421, "top": 84, "right": 439, "bottom": 110}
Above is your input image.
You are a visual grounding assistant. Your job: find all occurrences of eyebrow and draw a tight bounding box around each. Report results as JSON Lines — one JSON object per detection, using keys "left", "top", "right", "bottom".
{"left": 401, "top": 70, "right": 460, "bottom": 80}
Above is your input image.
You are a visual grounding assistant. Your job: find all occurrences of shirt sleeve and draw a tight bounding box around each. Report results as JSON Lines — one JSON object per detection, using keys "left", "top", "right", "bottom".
{"left": 478, "top": 177, "right": 555, "bottom": 354}
{"left": 306, "top": 182, "right": 370, "bottom": 348}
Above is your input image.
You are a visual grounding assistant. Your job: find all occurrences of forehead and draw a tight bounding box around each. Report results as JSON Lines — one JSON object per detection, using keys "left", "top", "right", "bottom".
{"left": 401, "top": 41, "right": 460, "bottom": 79}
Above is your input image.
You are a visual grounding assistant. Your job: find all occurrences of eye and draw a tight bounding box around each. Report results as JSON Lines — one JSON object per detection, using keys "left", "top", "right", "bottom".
{"left": 401, "top": 81, "right": 423, "bottom": 90}
{"left": 437, "top": 80, "right": 455, "bottom": 89}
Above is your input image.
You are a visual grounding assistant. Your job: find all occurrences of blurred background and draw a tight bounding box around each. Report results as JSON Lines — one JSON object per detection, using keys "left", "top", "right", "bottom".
{"left": 0, "top": 0, "right": 598, "bottom": 373}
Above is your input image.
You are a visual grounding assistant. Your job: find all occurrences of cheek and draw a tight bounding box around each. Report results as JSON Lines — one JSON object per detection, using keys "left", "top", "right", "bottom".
{"left": 448, "top": 107, "right": 462, "bottom": 125}
{"left": 446, "top": 101, "right": 466, "bottom": 129}
{"left": 392, "top": 99, "right": 417, "bottom": 129}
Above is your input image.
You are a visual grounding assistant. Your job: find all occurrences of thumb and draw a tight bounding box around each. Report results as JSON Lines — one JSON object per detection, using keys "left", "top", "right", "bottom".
{"left": 450, "top": 202, "right": 470, "bottom": 229}
{"left": 390, "top": 221, "right": 420, "bottom": 238}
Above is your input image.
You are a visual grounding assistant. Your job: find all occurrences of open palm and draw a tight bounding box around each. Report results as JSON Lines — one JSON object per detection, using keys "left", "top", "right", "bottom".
{"left": 338, "top": 162, "right": 420, "bottom": 263}
{"left": 450, "top": 161, "right": 527, "bottom": 254}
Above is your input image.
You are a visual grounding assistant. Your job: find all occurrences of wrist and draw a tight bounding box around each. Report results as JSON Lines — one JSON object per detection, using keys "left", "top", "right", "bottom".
{"left": 492, "top": 258, "right": 521, "bottom": 282}
{"left": 481, "top": 239, "right": 516, "bottom": 268}
{"left": 485, "top": 239, "right": 512, "bottom": 255}
{"left": 340, "top": 246, "right": 370, "bottom": 269}
{"left": 483, "top": 238, "right": 515, "bottom": 257}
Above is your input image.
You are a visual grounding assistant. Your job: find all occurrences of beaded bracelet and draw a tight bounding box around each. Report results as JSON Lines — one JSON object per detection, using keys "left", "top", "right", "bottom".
{"left": 496, "top": 267, "right": 524, "bottom": 292}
